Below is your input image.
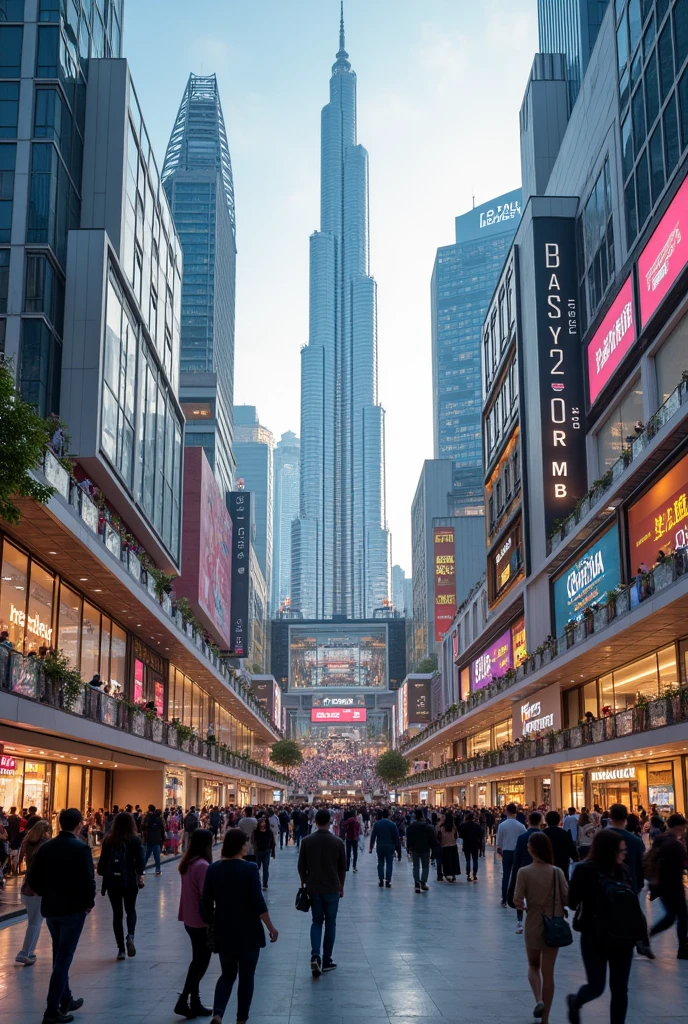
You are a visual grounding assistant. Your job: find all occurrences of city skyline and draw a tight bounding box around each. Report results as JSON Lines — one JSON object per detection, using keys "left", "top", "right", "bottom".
{"left": 123, "top": 1, "right": 537, "bottom": 572}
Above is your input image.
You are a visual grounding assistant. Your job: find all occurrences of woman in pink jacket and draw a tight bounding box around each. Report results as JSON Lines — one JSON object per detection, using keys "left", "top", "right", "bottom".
{"left": 175, "top": 828, "right": 213, "bottom": 1019}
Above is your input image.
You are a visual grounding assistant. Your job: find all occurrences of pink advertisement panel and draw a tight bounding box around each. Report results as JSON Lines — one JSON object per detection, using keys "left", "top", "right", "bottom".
{"left": 470, "top": 629, "right": 512, "bottom": 691}
{"left": 586, "top": 276, "right": 635, "bottom": 405}
{"left": 310, "top": 708, "right": 367, "bottom": 723}
{"left": 638, "top": 173, "right": 688, "bottom": 326}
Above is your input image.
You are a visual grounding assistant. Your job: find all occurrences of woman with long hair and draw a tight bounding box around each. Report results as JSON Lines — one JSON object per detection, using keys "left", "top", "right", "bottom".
{"left": 201, "top": 828, "right": 279, "bottom": 1024}
{"left": 97, "top": 811, "right": 144, "bottom": 960}
{"left": 438, "top": 812, "right": 460, "bottom": 883}
{"left": 577, "top": 811, "right": 600, "bottom": 859}
{"left": 513, "top": 832, "right": 568, "bottom": 1024}
{"left": 15, "top": 819, "right": 52, "bottom": 965}
{"left": 253, "top": 815, "right": 276, "bottom": 891}
{"left": 175, "top": 828, "right": 214, "bottom": 1019}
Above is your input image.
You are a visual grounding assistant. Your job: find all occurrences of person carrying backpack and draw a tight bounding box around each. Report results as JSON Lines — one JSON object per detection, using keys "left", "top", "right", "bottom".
{"left": 182, "top": 807, "right": 200, "bottom": 853}
{"left": 97, "top": 812, "right": 145, "bottom": 960}
{"left": 142, "top": 805, "right": 164, "bottom": 875}
{"left": 566, "top": 829, "right": 645, "bottom": 1024}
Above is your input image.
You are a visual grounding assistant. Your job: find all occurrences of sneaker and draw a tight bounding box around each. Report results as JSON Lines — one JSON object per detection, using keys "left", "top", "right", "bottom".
{"left": 378, "top": 879, "right": 384, "bottom": 887}
{"left": 262, "top": 885, "right": 268, "bottom": 891}
{"left": 353, "top": 867, "right": 358, "bottom": 872}
{"left": 566, "top": 994, "right": 580, "bottom": 1024}
{"left": 322, "top": 960, "right": 337, "bottom": 972}
{"left": 173, "top": 996, "right": 194, "bottom": 1019}
{"left": 500, "top": 899, "right": 507, "bottom": 907}
{"left": 24, "top": 954, "right": 37, "bottom": 966}
{"left": 126, "top": 935, "right": 136, "bottom": 958}
{"left": 43, "top": 1013, "right": 74, "bottom": 1024}
{"left": 154, "top": 870, "right": 162, "bottom": 876}
{"left": 533, "top": 1001, "right": 545, "bottom": 1018}
{"left": 636, "top": 940, "right": 655, "bottom": 959}
{"left": 117, "top": 951, "right": 126, "bottom": 961}
{"left": 415, "top": 885, "right": 421, "bottom": 893}
{"left": 420, "top": 883, "right": 429, "bottom": 892}
{"left": 472, "top": 875, "right": 478, "bottom": 883}
{"left": 385, "top": 880, "right": 392, "bottom": 888}
{"left": 15, "top": 952, "right": 28, "bottom": 964}
{"left": 311, "top": 954, "right": 322, "bottom": 977}
{"left": 60, "top": 999, "right": 83, "bottom": 1014}
{"left": 516, "top": 923, "right": 523, "bottom": 934}
{"left": 466, "top": 873, "right": 472, "bottom": 881}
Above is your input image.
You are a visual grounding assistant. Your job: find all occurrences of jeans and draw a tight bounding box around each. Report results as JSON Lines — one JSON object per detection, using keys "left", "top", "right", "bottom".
{"left": 574, "top": 934, "right": 634, "bottom": 1024}
{"left": 412, "top": 850, "right": 430, "bottom": 885}
{"left": 279, "top": 828, "right": 289, "bottom": 848}
{"left": 255, "top": 849, "right": 271, "bottom": 887}
{"left": 310, "top": 891, "right": 340, "bottom": 962}
{"left": 19, "top": 892, "right": 43, "bottom": 956}
{"left": 650, "top": 887, "right": 688, "bottom": 946}
{"left": 107, "top": 886, "right": 138, "bottom": 951}
{"left": 45, "top": 911, "right": 87, "bottom": 1014}
{"left": 213, "top": 947, "right": 260, "bottom": 1021}
{"left": 182, "top": 925, "right": 211, "bottom": 1001}
{"left": 345, "top": 838, "right": 358, "bottom": 870}
{"left": 464, "top": 849, "right": 479, "bottom": 876}
{"left": 144, "top": 842, "right": 161, "bottom": 872}
{"left": 376, "top": 845, "right": 395, "bottom": 883}
{"left": 501, "top": 849, "right": 514, "bottom": 903}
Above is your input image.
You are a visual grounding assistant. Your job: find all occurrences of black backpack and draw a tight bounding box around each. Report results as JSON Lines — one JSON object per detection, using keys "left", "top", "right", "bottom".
{"left": 596, "top": 874, "right": 645, "bottom": 944}
{"left": 145, "top": 815, "right": 163, "bottom": 845}
{"left": 104, "top": 841, "right": 134, "bottom": 889}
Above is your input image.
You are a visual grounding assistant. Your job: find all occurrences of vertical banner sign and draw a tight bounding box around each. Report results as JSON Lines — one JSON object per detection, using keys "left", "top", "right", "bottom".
{"left": 433, "top": 527, "right": 456, "bottom": 641}
{"left": 533, "top": 219, "right": 587, "bottom": 534}
{"left": 227, "top": 491, "right": 252, "bottom": 657}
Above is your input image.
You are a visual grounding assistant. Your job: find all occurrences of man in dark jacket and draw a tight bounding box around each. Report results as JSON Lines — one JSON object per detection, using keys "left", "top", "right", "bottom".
{"left": 458, "top": 812, "right": 483, "bottom": 881}
{"left": 141, "top": 804, "right": 164, "bottom": 874}
{"left": 649, "top": 812, "right": 688, "bottom": 957}
{"left": 406, "top": 809, "right": 437, "bottom": 893}
{"left": 369, "top": 809, "right": 401, "bottom": 888}
{"left": 298, "top": 808, "right": 346, "bottom": 976}
{"left": 278, "top": 808, "right": 290, "bottom": 847}
{"left": 27, "top": 807, "right": 95, "bottom": 1024}
{"left": 543, "top": 810, "right": 579, "bottom": 875}
{"left": 507, "top": 810, "right": 543, "bottom": 932}
{"left": 607, "top": 803, "right": 645, "bottom": 893}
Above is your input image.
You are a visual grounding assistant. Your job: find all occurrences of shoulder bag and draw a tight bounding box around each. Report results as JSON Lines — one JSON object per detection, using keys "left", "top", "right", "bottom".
{"left": 543, "top": 868, "right": 573, "bottom": 947}
{"left": 295, "top": 886, "right": 311, "bottom": 913}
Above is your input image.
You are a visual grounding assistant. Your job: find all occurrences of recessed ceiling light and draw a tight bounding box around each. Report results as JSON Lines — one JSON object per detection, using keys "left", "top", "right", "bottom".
{"left": 79, "top": 577, "right": 88, "bottom": 581}
{"left": 48, "top": 551, "right": 57, "bottom": 554}
{"left": 93, "top": 588, "right": 102, "bottom": 592}
{"left": 14, "top": 585, "right": 24, "bottom": 590}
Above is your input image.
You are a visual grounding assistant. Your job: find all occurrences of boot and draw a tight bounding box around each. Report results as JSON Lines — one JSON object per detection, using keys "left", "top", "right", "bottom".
{"left": 174, "top": 995, "right": 195, "bottom": 1019}
{"left": 189, "top": 997, "right": 213, "bottom": 1017}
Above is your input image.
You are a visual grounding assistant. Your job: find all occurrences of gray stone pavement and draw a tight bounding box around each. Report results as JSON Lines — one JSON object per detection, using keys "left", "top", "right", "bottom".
{"left": 0, "top": 838, "right": 687, "bottom": 1023}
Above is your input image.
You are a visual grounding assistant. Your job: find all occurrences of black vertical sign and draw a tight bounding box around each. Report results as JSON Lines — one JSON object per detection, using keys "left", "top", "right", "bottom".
{"left": 227, "top": 491, "right": 251, "bottom": 657}
{"left": 533, "top": 218, "right": 586, "bottom": 534}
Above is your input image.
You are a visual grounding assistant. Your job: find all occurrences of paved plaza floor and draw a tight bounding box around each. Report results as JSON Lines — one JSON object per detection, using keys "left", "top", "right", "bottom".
{"left": 1, "top": 838, "right": 687, "bottom": 1023}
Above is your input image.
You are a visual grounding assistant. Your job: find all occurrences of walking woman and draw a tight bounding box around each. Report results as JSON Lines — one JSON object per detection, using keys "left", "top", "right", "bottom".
{"left": 201, "top": 828, "right": 279, "bottom": 1024}
{"left": 576, "top": 810, "right": 600, "bottom": 859}
{"left": 566, "top": 829, "right": 644, "bottom": 1024}
{"left": 175, "top": 828, "right": 214, "bottom": 1019}
{"left": 513, "top": 831, "right": 568, "bottom": 1023}
{"left": 15, "top": 820, "right": 51, "bottom": 965}
{"left": 97, "top": 811, "right": 145, "bottom": 960}
{"left": 438, "top": 812, "right": 461, "bottom": 883}
{"left": 253, "top": 815, "right": 276, "bottom": 891}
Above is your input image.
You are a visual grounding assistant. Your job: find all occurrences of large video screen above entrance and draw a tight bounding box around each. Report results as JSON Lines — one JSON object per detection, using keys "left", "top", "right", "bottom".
{"left": 288, "top": 624, "right": 388, "bottom": 689}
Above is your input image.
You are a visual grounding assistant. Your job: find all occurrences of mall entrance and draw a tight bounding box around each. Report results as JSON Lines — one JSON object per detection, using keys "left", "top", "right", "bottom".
{"left": 590, "top": 778, "right": 641, "bottom": 812}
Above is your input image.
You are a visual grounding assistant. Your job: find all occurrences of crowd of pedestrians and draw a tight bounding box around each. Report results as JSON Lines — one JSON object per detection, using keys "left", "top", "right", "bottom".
{"left": 292, "top": 751, "right": 385, "bottom": 794}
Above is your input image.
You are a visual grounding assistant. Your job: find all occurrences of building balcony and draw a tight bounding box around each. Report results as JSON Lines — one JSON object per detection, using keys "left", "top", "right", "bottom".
{"left": 399, "top": 548, "right": 688, "bottom": 757}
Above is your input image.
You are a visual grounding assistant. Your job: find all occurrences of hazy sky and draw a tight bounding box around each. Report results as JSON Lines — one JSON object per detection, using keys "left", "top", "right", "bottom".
{"left": 124, "top": 1, "right": 538, "bottom": 574}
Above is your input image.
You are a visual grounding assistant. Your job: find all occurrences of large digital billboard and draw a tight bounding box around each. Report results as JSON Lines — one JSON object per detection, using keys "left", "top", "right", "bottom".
{"left": 227, "top": 491, "right": 251, "bottom": 656}
{"left": 552, "top": 525, "right": 621, "bottom": 634}
{"left": 250, "top": 677, "right": 282, "bottom": 731}
{"left": 470, "top": 630, "right": 512, "bottom": 691}
{"left": 311, "top": 708, "right": 367, "bottom": 723}
{"left": 627, "top": 452, "right": 688, "bottom": 564}
{"left": 289, "top": 624, "right": 387, "bottom": 688}
{"left": 586, "top": 276, "right": 636, "bottom": 406}
{"left": 638, "top": 173, "right": 688, "bottom": 326}
{"left": 407, "top": 678, "right": 431, "bottom": 725}
{"left": 433, "top": 527, "right": 456, "bottom": 641}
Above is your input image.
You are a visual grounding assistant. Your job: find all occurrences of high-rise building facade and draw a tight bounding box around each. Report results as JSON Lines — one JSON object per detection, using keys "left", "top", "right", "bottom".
{"left": 292, "top": 8, "right": 391, "bottom": 620}
{"left": 272, "top": 430, "right": 300, "bottom": 615}
{"left": 431, "top": 191, "right": 522, "bottom": 515}
{"left": 162, "top": 74, "right": 236, "bottom": 498}
{"left": 234, "top": 405, "right": 274, "bottom": 606}
{"left": 537, "top": 0, "right": 608, "bottom": 109}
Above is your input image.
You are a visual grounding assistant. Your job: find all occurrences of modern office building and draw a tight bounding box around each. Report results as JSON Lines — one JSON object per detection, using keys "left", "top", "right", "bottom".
{"left": 431, "top": 190, "right": 522, "bottom": 515}
{"left": 292, "top": 7, "right": 391, "bottom": 620}
{"left": 537, "top": 0, "right": 609, "bottom": 109}
{"left": 272, "top": 430, "right": 300, "bottom": 615}
{"left": 398, "top": 0, "right": 688, "bottom": 816}
{"left": 392, "top": 564, "right": 411, "bottom": 617}
{"left": 234, "top": 405, "right": 274, "bottom": 605}
{"left": 0, "top": 18, "right": 283, "bottom": 816}
{"left": 162, "top": 73, "right": 237, "bottom": 499}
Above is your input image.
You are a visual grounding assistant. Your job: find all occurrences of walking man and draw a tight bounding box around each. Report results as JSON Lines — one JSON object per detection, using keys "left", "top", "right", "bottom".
{"left": 341, "top": 810, "right": 361, "bottom": 872}
{"left": 141, "top": 804, "right": 164, "bottom": 875}
{"left": 298, "top": 808, "right": 346, "bottom": 977}
{"left": 27, "top": 808, "right": 95, "bottom": 1024}
{"left": 406, "top": 808, "right": 436, "bottom": 893}
{"left": 369, "top": 808, "right": 401, "bottom": 888}
{"left": 648, "top": 812, "right": 688, "bottom": 957}
{"left": 496, "top": 803, "right": 526, "bottom": 907}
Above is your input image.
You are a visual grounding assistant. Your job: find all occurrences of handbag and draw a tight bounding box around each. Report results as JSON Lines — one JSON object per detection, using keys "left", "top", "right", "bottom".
{"left": 543, "top": 868, "right": 573, "bottom": 947}
{"left": 295, "top": 886, "right": 311, "bottom": 913}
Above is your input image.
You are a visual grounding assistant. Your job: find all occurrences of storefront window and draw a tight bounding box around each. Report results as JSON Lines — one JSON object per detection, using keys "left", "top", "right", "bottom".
{"left": 165, "top": 767, "right": 183, "bottom": 809}
{"left": 25, "top": 561, "right": 54, "bottom": 653}
{"left": 109, "top": 623, "right": 126, "bottom": 691}
{"left": 134, "top": 659, "right": 143, "bottom": 703}
{"left": 655, "top": 312, "right": 688, "bottom": 405}
{"left": 496, "top": 779, "right": 525, "bottom": 806}
{"left": 0, "top": 540, "right": 28, "bottom": 649}
{"left": 154, "top": 680, "right": 164, "bottom": 716}
{"left": 599, "top": 673, "right": 614, "bottom": 714}
{"left": 100, "top": 616, "right": 111, "bottom": 679}
{"left": 57, "top": 583, "right": 80, "bottom": 668}
{"left": 53, "top": 762, "right": 67, "bottom": 814}
{"left": 596, "top": 382, "right": 644, "bottom": 470}
{"left": 493, "top": 719, "right": 512, "bottom": 747}
{"left": 613, "top": 653, "right": 658, "bottom": 709}
{"left": 67, "top": 764, "right": 83, "bottom": 809}
{"left": 23, "top": 760, "right": 51, "bottom": 816}
{"left": 561, "top": 771, "right": 585, "bottom": 810}
{"left": 467, "top": 727, "right": 491, "bottom": 757}
{"left": 565, "top": 687, "right": 580, "bottom": 727}
{"left": 658, "top": 645, "right": 678, "bottom": 690}
{"left": 648, "top": 761, "right": 675, "bottom": 814}
{"left": 583, "top": 681, "right": 598, "bottom": 718}
{"left": 81, "top": 601, "right": 100, "bottom": 681}
{"left": 0, "top": 756, "right": 23, "bottom": 811}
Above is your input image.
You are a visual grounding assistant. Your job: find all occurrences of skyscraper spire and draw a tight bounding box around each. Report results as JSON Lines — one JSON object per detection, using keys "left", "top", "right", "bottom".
{"left": 335, "top": 0, "right": 350, "bottom": 68}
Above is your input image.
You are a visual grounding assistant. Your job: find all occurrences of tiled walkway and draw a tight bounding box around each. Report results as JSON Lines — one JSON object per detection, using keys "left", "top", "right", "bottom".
{"left": 1, "top": 839, "right": 687, "bottom": 1023}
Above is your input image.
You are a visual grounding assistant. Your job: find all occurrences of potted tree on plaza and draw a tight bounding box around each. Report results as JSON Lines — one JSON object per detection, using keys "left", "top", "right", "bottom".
{"left": 375, "top": 749, "right": 410, "bottom": 790}
{"left": 269, "top": 739, "right": 303, "bottom": 779}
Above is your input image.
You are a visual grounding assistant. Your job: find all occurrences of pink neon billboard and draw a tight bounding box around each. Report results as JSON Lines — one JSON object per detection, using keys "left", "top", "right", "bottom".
{"left": 638, "top": 173, "right": 688, "bottom": 327}
{"left": 586, "top": 276, "right": 635, "bottom": 406}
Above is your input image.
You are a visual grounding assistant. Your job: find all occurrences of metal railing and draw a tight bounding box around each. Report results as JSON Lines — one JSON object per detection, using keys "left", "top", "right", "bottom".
{"left": 402, "top": 689, "right": 688, "bottom": 788}
{"left": 399, "top": 548, "right": 688, "bottom": 755}
{"left": 0, "top": 648, "right": 287, "bottom": 786}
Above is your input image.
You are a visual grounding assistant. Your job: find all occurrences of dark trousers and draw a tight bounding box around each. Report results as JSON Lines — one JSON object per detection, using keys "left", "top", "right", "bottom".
{"left": 182, "top": 925, "right": 211, "bottom": 1001}
{"left": 45, "top": 912, "right": 87, "bottom": 1014}
{"left": 345, "top": 838, "right": 358, "bottom": 870}
{"left": 107, "top": 886, "right": 138, "bottom": 950}
{"left": 255, "top": 849, "right": 271, "bottom": 887}
{"left": 412, "top": 850, "right": 430, "bottom": 885}
{"left": 213, "top": 947, "right": 260, "bottom": 1021}
{"left": 144, "top": 842, "right": 161, "bottom": 872}
{"left": 501, "top": 850, "right": 514, "bottom": 902}
{"left": 574, "top": 934, "right": 634, "bottom": 1024}
{"left": 376, "top": 845, "right": 395, "bottom": 882}
{"left": 650, "top": 887, "right": 688, "bottom": 946}
{"left": 310, "top": 891, "right": 340, "bottom": 962}
{"left": 464, "top": 849, "right": 479, "bottom": 876}
{"left": 279, "top": 828, "right": 289, "bottom": 848}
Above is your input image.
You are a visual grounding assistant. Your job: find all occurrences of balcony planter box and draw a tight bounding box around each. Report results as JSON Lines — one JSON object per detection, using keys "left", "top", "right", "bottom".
{"left": 131, "top": 711, "right": 145, "bottom": 737}
{"left": 181, "top": 737, "right": 191, "bottom": 753}
{"left": 591, "top": 720, "right": 605, "bottom": 743}
{"left": 579, "top": 496, "right": 591, "bottom": 518}
{"left": 146, "top": 573, "right": 158, "bottom": 600}
{"left": 593, "top": 607, "right": 609, "bottom": 633}
{"left": 648, "top": 699, "right": 668, "bottom": 729}
{"left": 103, "top": 523, "right": 121, "bottom": 559}
{"left": 162, "top": 593, "right": 173, "bottom": 616}
{"left": 80, "top": 492, "right": 99, "bottom": 533}
{"left": 569, "top": 726, "right": 583, "bottom": 748}
{"left": 44, "top": 450, "right": 70, "bottom": 499}
{"left": 167, "top": 729, "right": 178, "bottom": 749}
{"left": 550, "top": 529, "right": 562, "bottom": 548}
{"left": 574, "top": 622, "right": 587, "bottom": 644}
{"left": 616, "top": 710, "right": 633, "bottom": 736}
{"left": 612, "top": 457, "right": 625, "bottom": 481}
{"left": 127, "top": 550, "right": 142, "bottom": 582}
{"left": 615, "top": 588, "right": 631, "bottom": 616}
{"left": 185, "top": 622, "right": 194, "bottom": 639}
{"left": 150, "top": 718, "right": 163, "bottom": 742}
{"left": 565, "top": 628, "right": 576, "bottom": 649}
{"left": 653, "top": 561, "right": 674, "bottom": 592}
{"left": 554, "top": 732, "right": 566, "bottom": 753}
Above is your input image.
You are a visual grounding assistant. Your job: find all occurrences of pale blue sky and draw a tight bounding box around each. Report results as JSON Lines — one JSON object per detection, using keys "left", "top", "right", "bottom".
{"left": 124, "top": 0, "right": 538, "bottom": 573}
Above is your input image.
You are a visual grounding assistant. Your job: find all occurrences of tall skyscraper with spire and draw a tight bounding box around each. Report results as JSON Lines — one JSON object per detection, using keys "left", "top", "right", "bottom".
{"left": 291, "top": 6, "right": 391, "bottom": 620}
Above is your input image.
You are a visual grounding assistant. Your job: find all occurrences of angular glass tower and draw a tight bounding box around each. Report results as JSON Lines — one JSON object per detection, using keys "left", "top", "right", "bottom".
{"left": 272, "top": 430, "right": 300, "bottom": 616}
{"left": 162, "top": 74, "right": 236, "bottom": 498}
{"left": 292, "top": 6, "right": 390, "bottom": 620}
{"left": 537, "top": 0, "right": 608, "bottom": 109}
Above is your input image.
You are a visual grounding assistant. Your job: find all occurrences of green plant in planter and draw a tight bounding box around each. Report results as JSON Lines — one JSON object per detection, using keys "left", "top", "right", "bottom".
{"left": 142, "top": 561, "right": 176, "bottom": 600}
{"left": 174, "top": 722, "right": 197, "bottom": 743}
{"left": 174, "top": 596, "right": 194, "bottom": 625}
{"left": 41, "top": 649, "right": 84, "bottom": 709}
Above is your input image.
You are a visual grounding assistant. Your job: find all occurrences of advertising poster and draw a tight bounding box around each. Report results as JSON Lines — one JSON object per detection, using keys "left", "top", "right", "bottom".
{"left": 511, "top": 617, "right": 527, "bottom": 666}
{"left": 227, "top": 491, "right": 251, "bottom": 657}
{"left": 470, "top": 629, "right": 512, "bottom": 691}
{"left": 310, "top": 708, "right": 367, "bottom": 723}
{"left": 586, "top": 276, "right": 635, "bottom": 405}
{"left": 638, "top": 174, "right": 688, "bottom": 326}
{"left": 552, "top": 524, "right": 621, "bottom": 634}
{"left": 433, "top": 527, "right": 457, "bottom": 641}
{"left": 627, "top": 452, "right": 688, "bottom": 563}
{"left": 408, "top": 679, "right": 431, "bottom": 725}
{"left": 512, "top": 682, "right": 561, "bottom": 739}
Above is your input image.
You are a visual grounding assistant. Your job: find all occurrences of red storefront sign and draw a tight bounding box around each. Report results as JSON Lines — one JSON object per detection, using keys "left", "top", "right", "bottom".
{"left": 0, "top": 755, "right": 16, "bottom": 776}
{"left": 310, "top": 708, "right": 367, "bottom": 723}
{"left": 627, "top": 451, "right": 688, "bottom": 562}
{"left": 433, "top": 526, "right": 456, "bottom": 641}
{"left": 586, "top": 276, "right": 635, "bottom": 405}
{"left": 638, "top": 173, "right": 688, "bottom": 326}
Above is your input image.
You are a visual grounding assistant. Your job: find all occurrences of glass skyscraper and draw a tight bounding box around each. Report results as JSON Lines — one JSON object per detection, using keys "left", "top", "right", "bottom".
{"left": 234, "top": 405, "right": 274, "bottom": 608}
{"left": 272, "top": 430, "right": 300, "bottom": 616}
{"left": 431, "top": 190, "right": 522, "bottom": 514}
{"left": 162, "top": 73, "right": 236, "bottom": 498}
{"left": 538, "top": 0, "right": 609, "bottom": 109}
{"left": 292, "top": 8, "right": 390, "bottom": 620}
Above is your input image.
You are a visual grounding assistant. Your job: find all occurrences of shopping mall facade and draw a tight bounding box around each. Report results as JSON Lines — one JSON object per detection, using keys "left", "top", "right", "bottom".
{"left": 399, "top": 1, "right": 688, "bottom": 814}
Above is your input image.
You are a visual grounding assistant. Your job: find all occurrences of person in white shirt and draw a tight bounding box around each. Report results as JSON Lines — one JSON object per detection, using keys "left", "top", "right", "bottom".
{"left": 238, "top": 806, "right": 258, "bottom": 859}
{"left": 496, "top": 803, "right": 526, "bottom": 907}
{"left": 562, "top": 807, "right": 579, "bottom": 843}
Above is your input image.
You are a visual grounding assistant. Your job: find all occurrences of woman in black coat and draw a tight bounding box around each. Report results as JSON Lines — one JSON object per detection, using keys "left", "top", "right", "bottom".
{"left": 201, "top": 828, "right": 279, "bottom": 1024}
{"left": 97, "top": 811, "right": 144, "bottom": 959}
